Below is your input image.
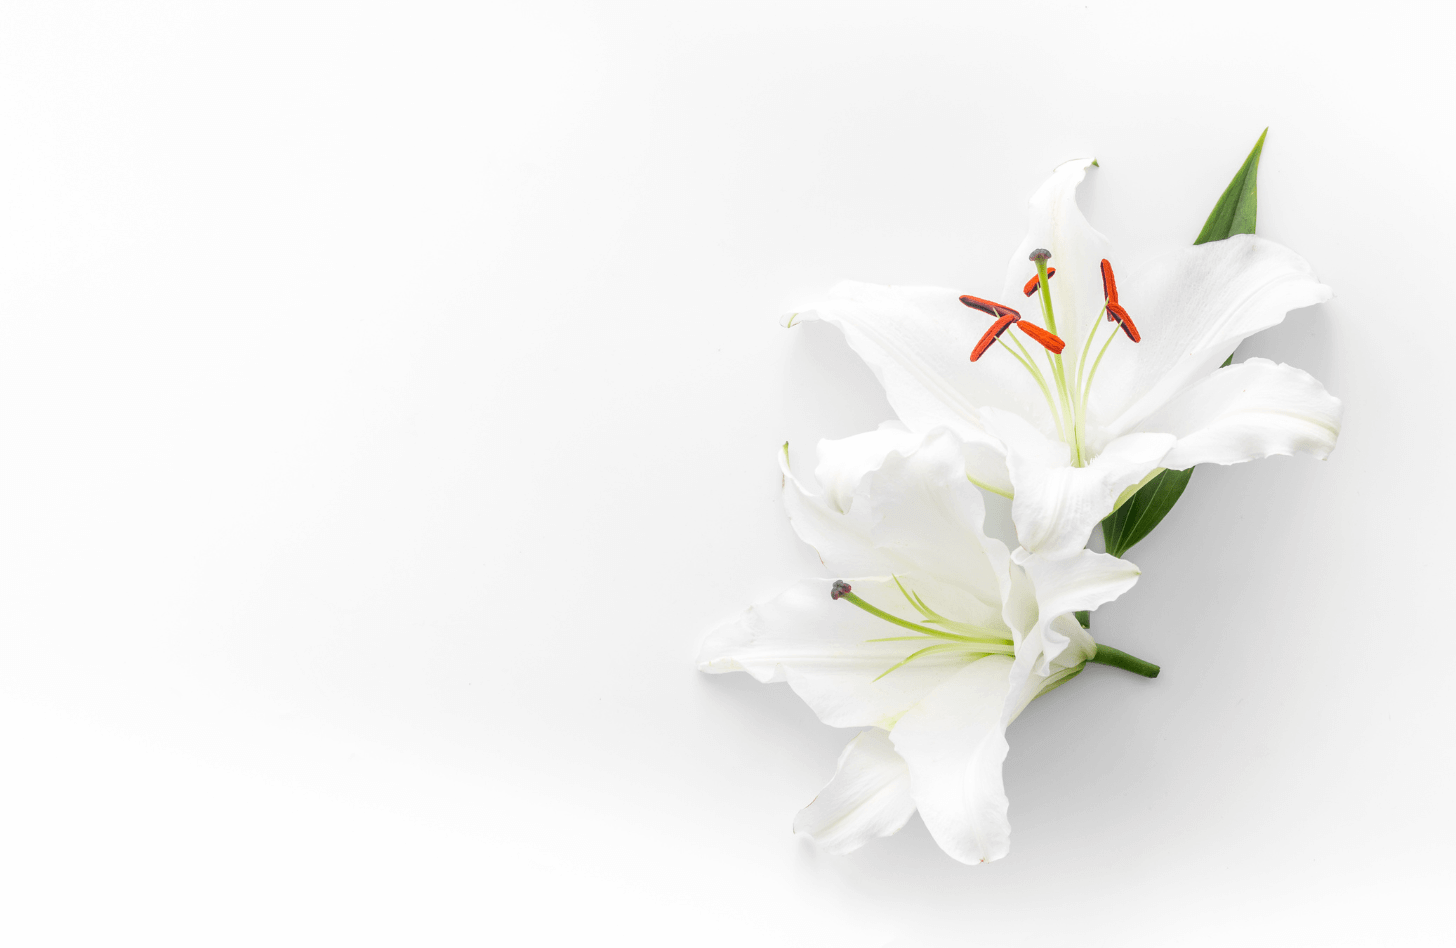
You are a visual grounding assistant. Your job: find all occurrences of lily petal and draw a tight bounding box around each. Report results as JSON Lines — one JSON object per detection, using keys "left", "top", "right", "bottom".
{"left": 1009, "top": 548, "right": 1140, "bottom": 691}
{"left": 1000, "top": 158, "right": 1111, "bottom": 364}
{"left": 780, "top": 426, "right": 915, "bottom": 578}
{"left": 785, "top": 425, "right": 1013, "bottom": 585}
{"left": 889, "top": 655, "right": 1017, "bottom": 865}
{"left": 794, "top": 282, "right": 1053, "bottom": 438}
{"left": 865, "top": 429, "right": 1013, "bottom": 617}
{"left": 982, "top": 408, "right": 1174, "bottom": 560}
{"left": 793, "top": 728, "right": 916, "bottom": 855}
{"left": 1145, "top": 358, "right": 1343, "bottom": 469}
{"left": 697, "top": 578, "right": 975, "bottom": 729}
{"left": 1016, "top": 547, "right": 1143, "bottom": 625}
{"left": 1094, "top": 235, "right": 1333, "bottom": 438}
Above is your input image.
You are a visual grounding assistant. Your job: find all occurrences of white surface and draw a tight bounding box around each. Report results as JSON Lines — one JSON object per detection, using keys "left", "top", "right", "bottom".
{"left": 0, "top": 1, "right": 1449, "bottom": 944}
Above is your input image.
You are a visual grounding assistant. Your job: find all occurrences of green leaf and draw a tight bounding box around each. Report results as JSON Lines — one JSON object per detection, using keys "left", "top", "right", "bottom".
{"left": 1095, "top": 128, "right": 1265, "bottom": 558}
{"left": 1101, "top": 467, "right": 1195, "bottom": 558}
{"left": 1194, "top": 127, "right": 1265, "bottom": 245}
{"left": 1074, "top": 610, "right": 1091, "bottom": 629}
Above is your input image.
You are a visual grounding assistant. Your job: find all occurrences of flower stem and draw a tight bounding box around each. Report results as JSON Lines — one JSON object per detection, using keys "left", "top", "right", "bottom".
{"left": 1088, "top": 644, "right": 1160, "bottom": 678}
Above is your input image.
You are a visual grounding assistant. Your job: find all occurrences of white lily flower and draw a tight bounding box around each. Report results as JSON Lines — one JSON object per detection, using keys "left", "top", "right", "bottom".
{"left": 791, "top": 159, "right": 1342, "bottom": 558}
{"left": 698, "top": 427, "right": 1150, "bottom": 863}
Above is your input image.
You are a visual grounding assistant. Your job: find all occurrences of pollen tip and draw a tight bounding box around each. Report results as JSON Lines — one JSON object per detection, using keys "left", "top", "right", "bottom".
{"left": 830, "top": 580, "right": 852, "bottom": 600}
{"left": 1107, "top": 302, "right": 1141, "bottom": 342}
{"left": 1100, "top": 259, "right": 1119, "bottom": 305}
{"left": 1015, "top": 319, "right": 1065, "bottom": 354}
{"left": 1021, "top": 267, "right": 1055, "bottom": 297}
{"left": 1028, "top": 248, "right": 1051, "bottom": 262}
{"left": 960, "top": 295, "right": 1020, "bottom": 321}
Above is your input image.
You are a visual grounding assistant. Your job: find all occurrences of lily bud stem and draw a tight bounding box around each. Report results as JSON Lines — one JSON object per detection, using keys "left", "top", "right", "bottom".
{"left": 1088, "top": 644, "right": 1161, "bottom": 678}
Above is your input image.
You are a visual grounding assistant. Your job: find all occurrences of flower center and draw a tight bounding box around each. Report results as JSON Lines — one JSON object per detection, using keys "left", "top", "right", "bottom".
{"left": 830, "top": 579, "right": 1163, "bottom": 682}
{"left": 829, "top": 579, "right": 1015, "bottom": 680}
{"left": 961, "top": 253, "right": 1143, "bottom": 467}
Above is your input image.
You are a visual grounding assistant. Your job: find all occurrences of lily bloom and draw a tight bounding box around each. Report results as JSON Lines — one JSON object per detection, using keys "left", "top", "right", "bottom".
{"left": 788, "top": 159, "right": 1342, "bottom": 558}
{"left": 698, "top": 427, "right": 1151, "bottom": 863}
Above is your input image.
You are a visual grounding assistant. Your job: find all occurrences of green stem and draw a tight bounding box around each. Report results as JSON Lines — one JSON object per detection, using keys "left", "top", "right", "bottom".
{"left": 1088, "top": 644, "right": 1160, "bottom": 678}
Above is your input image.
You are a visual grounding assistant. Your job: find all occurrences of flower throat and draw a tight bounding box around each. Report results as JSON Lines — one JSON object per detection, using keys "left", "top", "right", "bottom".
{"left": 960, "top": 250, "right": 1143, "bottom": 467}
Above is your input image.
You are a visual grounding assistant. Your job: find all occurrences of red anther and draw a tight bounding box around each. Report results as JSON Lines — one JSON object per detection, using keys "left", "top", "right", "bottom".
{"left": 960, "top": 294, "right": 1021, "bottom": 320}
{"left": 1100, "top": 259, "right": 1120, "bottom": 305}
{"left": 1022, "top": 267, "right": 1056, "bottom": 297}
{"left": 1107, "top": 302, "right": 1141, "bottom": 343}
{"left": 1015, "top": 319, "right": 1066, "bottom": 354}
{"left": 970, "top": 313, "right": 1017, "bottom": 361}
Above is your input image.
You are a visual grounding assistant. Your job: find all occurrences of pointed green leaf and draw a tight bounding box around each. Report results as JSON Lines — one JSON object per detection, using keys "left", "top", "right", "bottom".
{"left": 1101, "top": 467, "right": 1195, "bottom": 558}
{"left": 1194, "top": 128, "right": 1265, "bottom": 245}
{"left": 1096, "top": 128, "right": 1265, "bottom": 557}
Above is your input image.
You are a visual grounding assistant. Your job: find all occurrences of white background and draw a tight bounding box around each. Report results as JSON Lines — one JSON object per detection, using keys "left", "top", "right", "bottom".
{"left": 0, "top": 1, "right": 1450, "bottom": 944}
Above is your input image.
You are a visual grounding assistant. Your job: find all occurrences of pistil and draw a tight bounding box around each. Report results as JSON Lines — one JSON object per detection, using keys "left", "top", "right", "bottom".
{"left": 830, "top": 581, "right": 1005, "bottom": 644}
{"left": 1029, "top": 249, "right": 1082, "bottom": 465}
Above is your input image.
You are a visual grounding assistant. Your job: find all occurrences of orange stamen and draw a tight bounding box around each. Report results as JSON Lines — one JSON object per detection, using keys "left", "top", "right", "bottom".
{"left": 1107, "top": 302, "right": 1141, "bottom": 343}
{"left": 1100, "top": 259, "right": 1119, "bottom": 306}
{"left": 970, "top": 313, "right": 1017, "bottom": 361}
{"left": 1015, "top": 319, "right": 1066, "bottom": 354}
{"left": 1022, "top": 267, "right": 1056, "bottom": 297}
{"left": 960, "top": 295, "right": 1020, "bottom": 320}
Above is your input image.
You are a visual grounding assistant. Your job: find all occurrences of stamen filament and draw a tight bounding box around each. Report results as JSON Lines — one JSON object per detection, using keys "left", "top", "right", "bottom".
{"left": 837, "top": 590, "right": 1006, "bottom": 645}
{"left": 1072, "top": 302, "right": 1112, "bottom": 446}
{"left": 1001, "top": 332, "right": 1067, "bottom": 442}
{"left": 1043, "top": 344, "right": 1080, "bottom": 465}
{"left": 1074, "top": 301, "right": 1112, "bottom": 395}
{"left": 892, "top": 577, "right": 1012, "bottom": 642}
{"left": 1081, "top": 317, "right": 1121, "bottom": 408}
{"left": 873, "top": 644, "right": 976, "bottom": 681}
